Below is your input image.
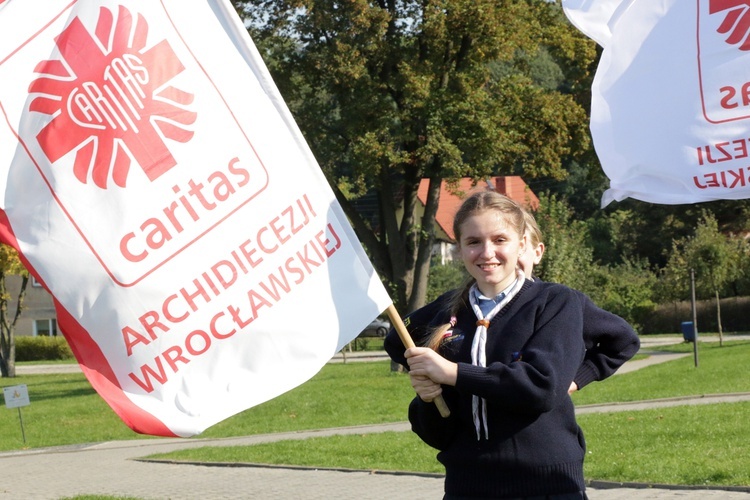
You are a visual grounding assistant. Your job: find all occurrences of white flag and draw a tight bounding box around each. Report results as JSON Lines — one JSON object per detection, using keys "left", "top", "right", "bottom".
{"left": 0, "top": 0, "right": 391, "bottom": 437}
{"left": 563, "top": 0, "right": 750, "bottom": 206}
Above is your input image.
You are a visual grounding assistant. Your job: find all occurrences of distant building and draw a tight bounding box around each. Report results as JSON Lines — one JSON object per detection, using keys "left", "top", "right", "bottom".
{"left": 416, "top": 176, "right": 539, "bottom": 264}
{"left": 6, "top": 274, "right": 57, "bottom": 337}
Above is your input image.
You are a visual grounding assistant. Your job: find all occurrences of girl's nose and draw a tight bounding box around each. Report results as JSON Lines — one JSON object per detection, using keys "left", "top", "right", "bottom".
{"left": 480, "top": 241, "right": 494, "bottom": 258}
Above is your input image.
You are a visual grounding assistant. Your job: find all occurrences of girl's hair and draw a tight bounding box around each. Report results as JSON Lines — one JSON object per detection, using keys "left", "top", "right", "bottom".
{"left": 424, "top": 190, "right": 526, "bottom": 351}
{"left": 523, "top": 210, "right": 543, "bottom": 248}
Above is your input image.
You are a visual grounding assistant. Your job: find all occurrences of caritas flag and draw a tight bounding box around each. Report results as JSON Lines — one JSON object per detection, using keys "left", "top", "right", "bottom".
{"left": 563, "top": 0, "right": 750, "bottom": 206}
{"left": 0, "top": 0, "right": 392, "bottom": 437}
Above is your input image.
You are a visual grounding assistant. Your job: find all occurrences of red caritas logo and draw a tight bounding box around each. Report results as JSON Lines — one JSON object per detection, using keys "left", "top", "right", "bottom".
{"left": 711, "top": 0, "right": 750, "bottom": 50}
{"left": 697, "top": 0, "right": 750, "bottom": 123}
{"left": 29, "top": 5, "right": 196, "bottom": 188}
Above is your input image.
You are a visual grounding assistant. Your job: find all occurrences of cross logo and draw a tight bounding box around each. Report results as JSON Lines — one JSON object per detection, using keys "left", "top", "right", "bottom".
{"left": 710, "top": 0, "right": 750, "bottom": 50}
{"left": 3, "top": 1, "right": 270, "bottom": 286}
{"left": 697, "top": 0, "right": 750, "bottom": 123}
{"left": 29, "top": 5, "right": 196, "bottom": 189}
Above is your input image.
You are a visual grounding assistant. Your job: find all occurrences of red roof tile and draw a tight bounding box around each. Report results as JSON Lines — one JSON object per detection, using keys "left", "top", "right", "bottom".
{"left": 417, "top": 177, "right": 539, "bottom": 241}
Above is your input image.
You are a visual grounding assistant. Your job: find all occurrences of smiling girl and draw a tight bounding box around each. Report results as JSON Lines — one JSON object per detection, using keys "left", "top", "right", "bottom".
{"left": 385, "top": 191, "right": 588, "bottom": 499}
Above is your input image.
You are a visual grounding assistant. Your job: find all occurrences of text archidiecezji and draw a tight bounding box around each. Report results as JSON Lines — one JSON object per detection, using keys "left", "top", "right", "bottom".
{"left": 121, "top": 193, "right": 344, "bottom": 392}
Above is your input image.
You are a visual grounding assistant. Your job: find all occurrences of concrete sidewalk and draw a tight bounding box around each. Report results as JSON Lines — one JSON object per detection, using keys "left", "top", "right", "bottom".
{"left": 1, "top": 419, "right": 749, "bottom": 499}
{"left": 5, "top": 335, "right": 750, "bottom": 499}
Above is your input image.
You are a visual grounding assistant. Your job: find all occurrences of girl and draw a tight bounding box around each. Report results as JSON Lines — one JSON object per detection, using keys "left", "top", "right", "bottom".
{"left": 385, "top": 191, "right": 587, "bottom": 499}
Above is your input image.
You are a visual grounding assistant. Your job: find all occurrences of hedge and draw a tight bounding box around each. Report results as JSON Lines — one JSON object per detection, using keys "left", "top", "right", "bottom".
{"left": 15, "top": 335, "right": 74, "bottom": 361}
{"left": 641, "top": 296, "right": 750, "bottom": 335}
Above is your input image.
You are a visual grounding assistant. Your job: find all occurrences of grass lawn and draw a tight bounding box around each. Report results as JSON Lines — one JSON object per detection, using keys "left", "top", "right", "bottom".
{"left": 570, "top": 339, "right": 750, "bottom": 405}
{"left": 150, "top": 402, "right": 750, "bottom": 487}
{"left": 0, "top": 373, "right": 143, "bottom": 449}
{"left": 147, "top": 340, "right": 750, "bottom": 487}
{"left": 0, "top": 362, "right": 414, "bottom": 450}
{"left": 3, "top": 339, "right": 750, "bottom": 487}
{"left": 151, "top": 430, "right": 445, "bottom": 474}
{"left": 579, "top": 402, "right": 750, "bottom": 486}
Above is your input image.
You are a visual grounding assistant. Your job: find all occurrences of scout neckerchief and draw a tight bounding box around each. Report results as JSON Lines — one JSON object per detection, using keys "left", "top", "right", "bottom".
{"left": 468, "top": 269, "right": 525, "bottom": 440}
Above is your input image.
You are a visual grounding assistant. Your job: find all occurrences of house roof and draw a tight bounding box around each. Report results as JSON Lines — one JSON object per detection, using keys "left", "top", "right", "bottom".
{"left": 417, "top": 176, "right": 539, "bottom": 241}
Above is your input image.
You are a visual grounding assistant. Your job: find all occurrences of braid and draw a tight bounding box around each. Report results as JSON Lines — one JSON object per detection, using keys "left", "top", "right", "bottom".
{"left": 424, "top": 278, "right": 473, "bottom": 351}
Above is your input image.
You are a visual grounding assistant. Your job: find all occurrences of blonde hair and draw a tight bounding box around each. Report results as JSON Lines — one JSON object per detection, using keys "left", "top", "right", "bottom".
{"left": 523, "top": 210, "right": 543, "bottom": 248}
{"left": 424, "top": 191, "right": 526, "bottom": 351}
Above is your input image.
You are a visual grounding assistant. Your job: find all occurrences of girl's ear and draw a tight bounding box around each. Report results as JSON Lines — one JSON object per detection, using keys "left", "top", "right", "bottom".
{"left": 519, "top": 231, "right": 528, "bottom": 255}
{"left": 533, "top": 243, "right": 545, "bottom": 265}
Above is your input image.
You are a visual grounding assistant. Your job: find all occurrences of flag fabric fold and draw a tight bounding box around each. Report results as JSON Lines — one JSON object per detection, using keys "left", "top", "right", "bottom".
{"left": 0, "top": 0, "right": 391, "bottom": 437}
{"left": 563, "top": 0, "right": 750, "bottom": 206}
{"left": 561, "top": 0, "right": 634, "bottom": 47}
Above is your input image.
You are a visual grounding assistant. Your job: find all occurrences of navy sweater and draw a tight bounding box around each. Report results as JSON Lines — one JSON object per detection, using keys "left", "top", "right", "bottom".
{"left": 385, "top": 279, "right": 587, "bottom": 498}
{"left": 573, "top": 289, "right": 640, "bottom": 390}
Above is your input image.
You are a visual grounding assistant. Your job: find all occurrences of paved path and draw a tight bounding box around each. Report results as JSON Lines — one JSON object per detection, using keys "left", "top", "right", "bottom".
{"left": 1, "top": 420, "right": 749, "bottom": 500}
{"left": 5, "top": 335, "right": 750, "bottom": 499}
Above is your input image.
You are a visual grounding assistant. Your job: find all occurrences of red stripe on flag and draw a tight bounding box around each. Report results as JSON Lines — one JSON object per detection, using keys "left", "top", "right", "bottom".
{"left": 0, "top": 209, "right": 176, "bottom": 437}
{"left": 53, "top": 301, "right": 177, "bottom": 436}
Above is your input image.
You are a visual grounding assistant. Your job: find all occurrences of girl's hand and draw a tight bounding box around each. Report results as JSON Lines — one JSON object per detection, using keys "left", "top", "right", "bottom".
{"left": 410, "top": 374, "right": 442, "bottom": 402}
{"left": 405, "top": 347, "right": 458, "bottom": 386}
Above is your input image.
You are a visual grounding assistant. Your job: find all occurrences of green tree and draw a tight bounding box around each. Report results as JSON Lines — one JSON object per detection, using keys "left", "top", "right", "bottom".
{"left": 656, "top": 238, "right": 690, "bottom": 304}
{"left": 0, "top": 244, "right": 29, "bottom": 378}
{"left": 727, "top": 236, "right": 750, "bottom": 297}
{"left": 589, "top": 197, "right": 750, "bottom": 270}
{"left": 533, "top": 193, "right": 595, "bottom": 291}
{"left": 533, "top": 193, "right": 658, "bottom": 329}
{"left": 233, "top": 0, "right": 596, "bottom": 311}
{"left": 659, "top": 214, "right": 738, "bottom": 345}
{"left": 426, "top": 261, "right": 467, "bottom": 303}
{"left": 587, "top": 259, "right": 657, "bottom": 332}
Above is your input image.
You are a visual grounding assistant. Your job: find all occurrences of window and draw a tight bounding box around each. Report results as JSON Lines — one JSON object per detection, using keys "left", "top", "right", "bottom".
{"left": 34, "top": 319, "right": 57, "bottom": 336}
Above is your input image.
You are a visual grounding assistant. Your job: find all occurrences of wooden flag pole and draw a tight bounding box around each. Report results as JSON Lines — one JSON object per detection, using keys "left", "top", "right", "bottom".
{"left": 386, "top": 303, "right": 450, "bottom": 418}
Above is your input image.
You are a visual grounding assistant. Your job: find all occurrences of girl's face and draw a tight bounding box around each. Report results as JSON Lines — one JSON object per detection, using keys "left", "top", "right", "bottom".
{"left": 457, "top": 210, "right": 526, "bottom": 297}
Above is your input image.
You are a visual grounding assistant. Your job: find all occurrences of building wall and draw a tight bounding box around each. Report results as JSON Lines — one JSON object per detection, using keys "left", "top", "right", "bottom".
{"left": 6, "top": 274, "right": 57, "bottom": 337}
{"left": 433, "top": 240, "right": 456, "bottom": 265}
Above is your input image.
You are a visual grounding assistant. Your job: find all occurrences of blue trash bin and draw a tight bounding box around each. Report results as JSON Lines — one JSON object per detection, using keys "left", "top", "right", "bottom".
{"left": 681, "top": 321, "right": 696, "bottom": 342}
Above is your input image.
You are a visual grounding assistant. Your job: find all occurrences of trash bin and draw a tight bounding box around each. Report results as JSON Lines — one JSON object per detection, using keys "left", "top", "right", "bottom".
{"left": 681, "top": 321, "right": 696, "bottom": 342}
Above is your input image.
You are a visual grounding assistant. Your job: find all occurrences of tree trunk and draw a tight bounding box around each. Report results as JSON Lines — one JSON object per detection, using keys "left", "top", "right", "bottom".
{"left": 0, "top": 344, "right": 14, "bottom": 378}
{"left": 407, "top": 175, "right": 442, "bottom": 313}
{"left": 715, "top": 289, "right": 723, "bottom": 347}
{"left": 0, "top": 272, "right": 27, "bottom": 378}
{"left": 0, "top": 271, "right": 11, "bottom": 378}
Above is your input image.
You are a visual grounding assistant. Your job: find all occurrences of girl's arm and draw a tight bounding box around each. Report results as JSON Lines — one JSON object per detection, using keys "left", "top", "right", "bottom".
{"left": 572, "top": 292, "right": 640, "bottom": 391}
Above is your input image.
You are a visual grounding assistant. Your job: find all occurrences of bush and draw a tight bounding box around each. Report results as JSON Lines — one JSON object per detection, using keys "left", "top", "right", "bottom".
{"left": 641, "top": 296, "right": 750, "bottom": 334}
{"left": 15, "top": 336, "right": 74, "bottom": 361}
{"left": 426, "top": 261, "right": 467, "bottom": 303}
{"left": 584, "top": 259, "right": 658, "bottom": 333}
